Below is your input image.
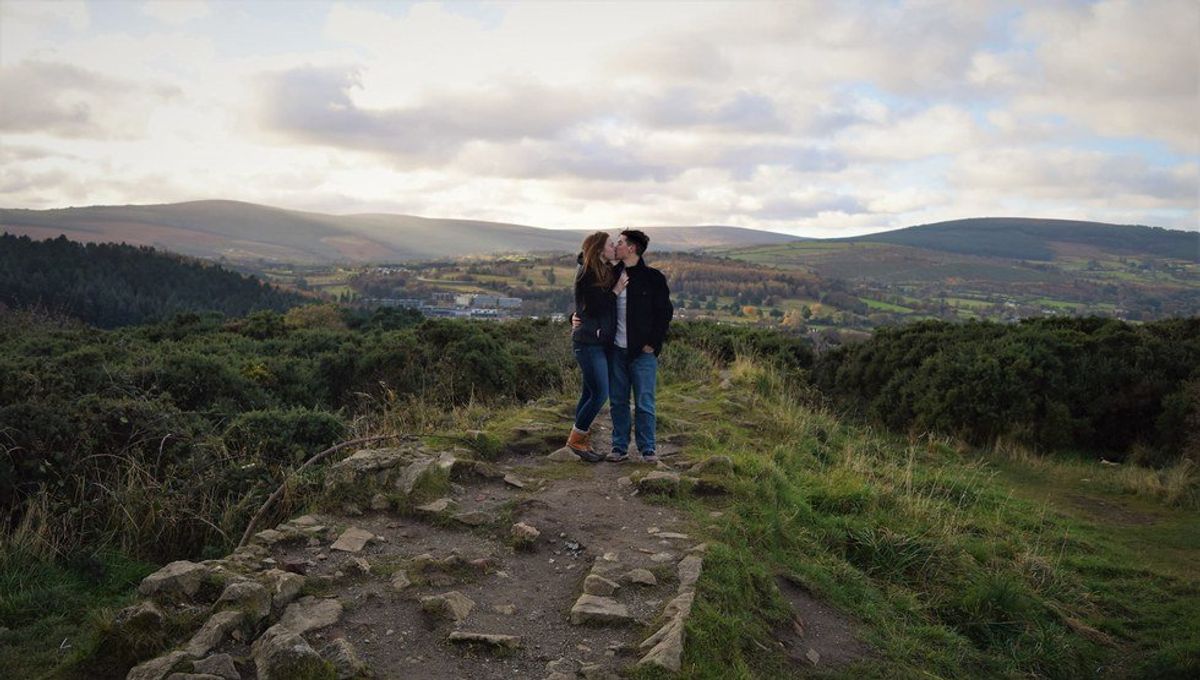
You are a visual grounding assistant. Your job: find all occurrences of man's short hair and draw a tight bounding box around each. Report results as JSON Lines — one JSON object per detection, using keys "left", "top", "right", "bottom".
{"left": 620, "top": 229, "right": 649, "bottom": 256}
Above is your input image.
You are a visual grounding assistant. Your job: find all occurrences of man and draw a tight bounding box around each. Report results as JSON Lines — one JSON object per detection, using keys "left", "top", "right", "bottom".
{"left": 577, "top": 229, "right": 673, "bottom": 463}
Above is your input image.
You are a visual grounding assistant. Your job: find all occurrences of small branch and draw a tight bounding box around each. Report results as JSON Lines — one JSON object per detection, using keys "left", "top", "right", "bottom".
{"left": 236, "top": 434, "right": 397, "bottom": 549}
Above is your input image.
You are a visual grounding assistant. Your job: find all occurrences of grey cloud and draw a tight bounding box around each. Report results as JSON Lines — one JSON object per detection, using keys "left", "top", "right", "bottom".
{"left": 635, "top": 88, "right": 786, "bottom": 132}
{"left": 0, "top": 60, "right": 178, "bottom": 137}
{"left": 257, "top": 65, "right": 600, "bottom": 159}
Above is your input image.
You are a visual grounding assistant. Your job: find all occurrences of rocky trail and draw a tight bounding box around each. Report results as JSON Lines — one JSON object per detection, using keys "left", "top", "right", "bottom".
{"left": 119, "top": 421, "right": 725, "bottom": 680}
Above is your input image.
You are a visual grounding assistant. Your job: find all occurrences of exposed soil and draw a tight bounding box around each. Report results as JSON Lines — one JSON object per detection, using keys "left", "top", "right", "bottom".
{"left": 773, "top": 575, "right": 874, "bottom": 671}
{"left": 243, "top": 423, "right": 698, "bottom": 678}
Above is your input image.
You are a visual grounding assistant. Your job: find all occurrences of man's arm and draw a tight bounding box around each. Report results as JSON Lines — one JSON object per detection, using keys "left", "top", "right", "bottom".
{"left": 647, "top": 272, "right": 673, "bottom": 352}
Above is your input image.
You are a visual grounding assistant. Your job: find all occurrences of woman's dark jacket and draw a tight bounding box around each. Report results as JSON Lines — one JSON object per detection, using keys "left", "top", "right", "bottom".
{"left": 572, "top": 253, "right": 616, "bottom": 345}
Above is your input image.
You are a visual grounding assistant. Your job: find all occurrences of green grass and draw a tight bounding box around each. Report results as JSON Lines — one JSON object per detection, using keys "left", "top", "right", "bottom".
{"left": 860, "top": 298, "right": 913, "bottom": 313}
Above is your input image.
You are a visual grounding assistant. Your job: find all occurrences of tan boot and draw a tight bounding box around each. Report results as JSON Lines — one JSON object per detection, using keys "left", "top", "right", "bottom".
{"left": 566, "top": 427, "right": 601, "bottom": 462}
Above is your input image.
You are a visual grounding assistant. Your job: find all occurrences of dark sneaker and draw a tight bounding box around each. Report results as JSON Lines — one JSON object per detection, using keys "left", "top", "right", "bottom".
{"left": 606, "top": 450, "right": 629, "bottom": 463}
{"left": 640, "top": 451, "right": 659, "bottom": 464}
{"left": 572, "top": 447, "right": 604, "bottom": 463}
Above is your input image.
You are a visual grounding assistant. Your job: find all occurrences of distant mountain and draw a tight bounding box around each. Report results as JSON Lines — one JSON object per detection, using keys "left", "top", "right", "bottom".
{"left": 0, "top": 233, "right": 305, "bottom": 327}
{"left": 0, "top": 200, "right": 799, "bottom": 263}
{"left": 840, "top": 217, "right": 1198, "bottom": 262}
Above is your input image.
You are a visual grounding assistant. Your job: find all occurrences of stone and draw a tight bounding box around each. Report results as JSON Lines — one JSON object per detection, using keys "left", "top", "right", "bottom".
{"left": 322, "top": 638, "right": 367, "bottom": 679}
{"left": 677, "top": 554, "right": 703, "bottom": 593}
{"left": 261, "top": 569, "right": 305, "bottom": 611}
{"left": 569, "top": 594, "right": 635, "bottom": 625}
{"left": 693, "top": 455, "right": 734, "bottom": 475}
{"left": 391, "top": 570, "right": 412, "bottom": 591}
{"left": 251, "top": 529, "right": 285, "bottom": 546}
{"left": 547, "top": 447, "right": 580, "bottom": 462}
{"left": 396, "top": 457, "right": 436, "bottom": 495}
{"left": 637, "top": 471, "right": 681, "bottom": 495}
{"left": 626, "top": 569, "right": 657, "bottom": 586}
{"left": 421, "top": 591, "right": 475, "bottom": 622}
{"left": 127, "top": 650, "right": 192, "bottom": 680}
{"left": 185, "top": 610, "right": 246, "bottom": 658}
{"left": 330, "top": 527, "right": 374, "bottom": 553}
{"left": 369, "top": 493, "right": 391, "bottom": 511}
{"left": 277, "top": 596, "right": 343, "bottom": 634}
{"left": 583, "top": 574, "right": 620, "bottom": 596}
{"left": 447, "top": 631, "right": 521, "bottom": 649}
{"left": 192, "top": 654, "right": 240, "bottom": 680}
{"left": 637, "top": 591, "right": 696, "bottom": 673}
{"left": 453, "top": 510, "right": 492, "bottom": 526}
{"left": 252, "top": 626, "right": 325, "bottom": 680}
{"left": 416, "top": 497, "right": 452, "bottom": 514}
{"left": 580, "top": 663, "right": 621, "bottom": 680}
{"left": 215, "top": 580, "right": 270, "bottom": 621}
{"left": 138, "top": 561, "right": 210, "bottom": 599}
{"left": 511, "top": 522, "right": 540, "bottom": 548}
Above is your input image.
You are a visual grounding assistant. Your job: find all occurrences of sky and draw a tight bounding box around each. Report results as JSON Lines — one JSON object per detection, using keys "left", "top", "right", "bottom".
{"left": 0, "top": 0, "right": 1197, "bottom": 237}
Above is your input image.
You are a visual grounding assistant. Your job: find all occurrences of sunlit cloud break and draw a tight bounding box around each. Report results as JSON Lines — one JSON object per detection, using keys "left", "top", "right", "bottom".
{"left": 0, "top": 0, "right": 1196, "bottom": 236}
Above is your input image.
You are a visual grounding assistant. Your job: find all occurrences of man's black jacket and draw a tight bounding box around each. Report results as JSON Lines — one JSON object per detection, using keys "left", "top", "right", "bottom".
{"left": 619, "top": 256, "right": 673, "bottom": 358}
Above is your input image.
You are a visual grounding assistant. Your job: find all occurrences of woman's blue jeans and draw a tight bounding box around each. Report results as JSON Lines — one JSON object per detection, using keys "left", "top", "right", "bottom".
{"left": 573, "top": 342, "right": 609, "bottom": 431}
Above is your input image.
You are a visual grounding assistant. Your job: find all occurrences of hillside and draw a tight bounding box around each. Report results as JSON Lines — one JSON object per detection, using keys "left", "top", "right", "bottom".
{"left": 0, "top": 233, "right": 306, "bottom": 327}
{"left": 1, "top": 315, "right": 1195, "bottom": 678}
{"left": 840, "top": 217, "right": 1199, "bottom": 262}
{"left": 0, "top": 200, "right": 799, "bottom": 264}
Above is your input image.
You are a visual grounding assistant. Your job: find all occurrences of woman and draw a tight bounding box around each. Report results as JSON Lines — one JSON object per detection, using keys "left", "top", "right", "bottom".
{"left": 566, "top": 231, "right": 622, "bottom": 462}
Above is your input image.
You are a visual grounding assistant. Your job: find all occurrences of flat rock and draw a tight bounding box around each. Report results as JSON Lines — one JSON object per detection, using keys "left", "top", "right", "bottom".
{"left": 547, "top": 447, "right": 581, "bottom": 462}
{"left": 192, "top": 654, "right": 240, "bottom": 680}
{"left": 330, "top": 527, "right": 374, "bottom": 553}
{"left": 277, "top": 596, "right": 343, "bottom": 634}
{"left": 583, "top": 574, "right": 620, "bottom": 596}
{"left": 453, "top": 510, "right": 492, "bottom": 526}
{"left": 214, "top": 580, "right": 270, "bottom": 621}
{"left": 138, "top": 560, "right": 210, "bottom": 599}
{"left": 677, "top": 554, "right": 704, "bottom": 593}
{"left": 261, "top": 569, "right": 305, "bottom": 611}
{"left": 626, "top": 569, "right": 658, "bottom": 586}
{"left": 127, "top": 650, "right": 192, "bottom": 680}
{"left": 416, "top": 497, "right": 452, "bottom": 514}
{"left": 421, "top": 591, "right": 475, "bottom": 622}
{"left": 448, "top": 631, "right": 522, "bottom": 649}
{"left": 184, "top": 610, "right": 245, "bottom": 658}
{"left": 569, "top": 594, "right": 635, "bottom": 626}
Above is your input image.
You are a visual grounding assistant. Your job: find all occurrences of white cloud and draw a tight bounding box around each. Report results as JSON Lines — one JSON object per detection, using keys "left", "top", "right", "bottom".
{"left": 141, "top": 0, "right": 209, "bottom": 25}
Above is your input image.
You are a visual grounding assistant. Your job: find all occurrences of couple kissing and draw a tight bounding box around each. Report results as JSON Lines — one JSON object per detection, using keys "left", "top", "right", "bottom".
{"left": 566, "top": 229, "right": 673, "bottom": 464}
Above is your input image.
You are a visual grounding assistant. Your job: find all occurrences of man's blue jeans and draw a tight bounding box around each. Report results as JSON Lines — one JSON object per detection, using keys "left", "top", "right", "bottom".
{"left": 573, "top": 342, "right": 609, "bottom": 431}
{"left": 608, "top": 347, "right": 657, "bottom": 454}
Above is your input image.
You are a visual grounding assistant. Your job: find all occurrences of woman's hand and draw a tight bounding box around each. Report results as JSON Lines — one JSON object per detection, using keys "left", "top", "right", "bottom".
{"left": 612, "top": 271, "right": 629, "bottom": 295}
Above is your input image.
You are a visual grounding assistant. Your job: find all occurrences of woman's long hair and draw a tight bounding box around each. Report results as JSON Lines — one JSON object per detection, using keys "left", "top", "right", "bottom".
{"left": 578, "top": 231, "right": 613, "bottom": 288}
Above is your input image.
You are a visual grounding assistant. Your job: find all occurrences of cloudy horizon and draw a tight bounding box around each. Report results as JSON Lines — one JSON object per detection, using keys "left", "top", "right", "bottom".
{"left": 1, "top": 0, "right": 1197, "bottom": 237}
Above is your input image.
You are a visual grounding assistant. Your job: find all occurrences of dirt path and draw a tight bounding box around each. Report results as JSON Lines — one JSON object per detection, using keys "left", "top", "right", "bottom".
{"left": 126, "top": 422, "right": 706, "bottom": 680}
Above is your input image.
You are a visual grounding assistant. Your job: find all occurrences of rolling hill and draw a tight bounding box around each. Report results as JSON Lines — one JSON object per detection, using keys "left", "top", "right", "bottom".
{"left": 0, "top": 200, "right": 800, "bottom": 263}
{"left": 838, "top": 217, "right": 1199, "bottom": 261}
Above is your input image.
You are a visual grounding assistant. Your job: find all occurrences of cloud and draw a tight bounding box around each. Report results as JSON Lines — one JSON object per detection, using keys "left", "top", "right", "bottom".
{"left": 0, "top": 60, "right": 178, "bottom": 137}
{"left": 141, "top": 1, "right": 209, "bottom": 25}
{"left": 255, "top": 64, "right": 600, "bottom": 160}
